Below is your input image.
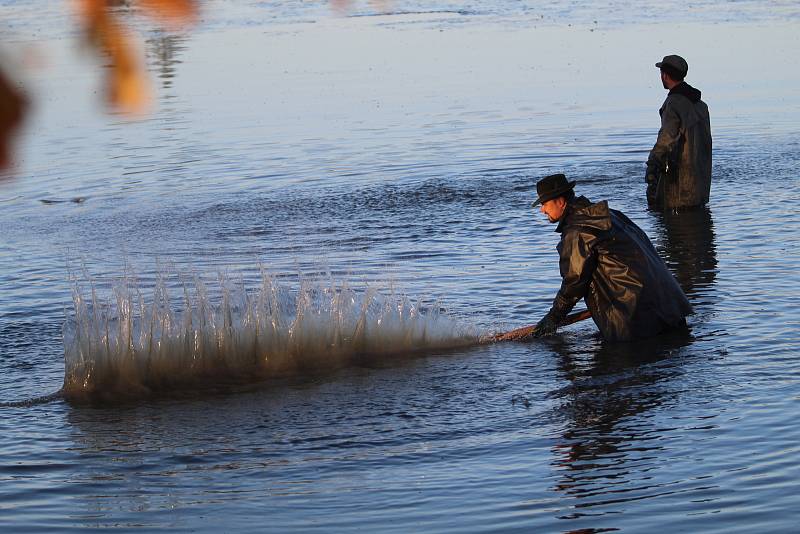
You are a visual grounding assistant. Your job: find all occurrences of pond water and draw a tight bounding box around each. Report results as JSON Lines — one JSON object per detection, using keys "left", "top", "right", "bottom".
{"left": 1, "top": 1, "right": 799, "bottom": 531}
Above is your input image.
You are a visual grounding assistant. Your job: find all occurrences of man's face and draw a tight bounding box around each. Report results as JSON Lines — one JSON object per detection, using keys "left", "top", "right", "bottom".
{"left": 540, "top": 197, "right": 567, "bottom": 223}
{"left": 660, "top": 70, "right": 669, "bottom": 89}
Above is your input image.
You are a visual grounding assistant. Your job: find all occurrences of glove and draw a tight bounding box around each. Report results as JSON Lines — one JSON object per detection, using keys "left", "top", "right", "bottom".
{"left": 533, "top": 312, "right": 559, "bottom": 338}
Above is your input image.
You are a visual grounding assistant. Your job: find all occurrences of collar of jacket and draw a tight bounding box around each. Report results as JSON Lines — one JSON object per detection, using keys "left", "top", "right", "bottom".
{"left": 668, "top": 81, "right": 702, "bottom": 103}
{"left": 556, "top": 196, "right": 612, "bottom": 233}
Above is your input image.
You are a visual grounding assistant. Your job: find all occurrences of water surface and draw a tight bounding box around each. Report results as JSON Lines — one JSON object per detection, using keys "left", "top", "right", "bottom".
{"left": 1, "top": 1, "right": 799, "bottom": 531}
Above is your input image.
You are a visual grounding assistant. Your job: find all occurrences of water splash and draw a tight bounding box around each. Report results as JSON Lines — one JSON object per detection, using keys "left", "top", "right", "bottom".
{"left": 63, "top": 268, "right": 481, "bottom": 402}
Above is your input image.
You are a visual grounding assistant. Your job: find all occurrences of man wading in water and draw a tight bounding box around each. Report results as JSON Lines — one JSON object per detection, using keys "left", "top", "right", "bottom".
{"left": 499, "top": 174, "right": 692, "bottom": 342}
{"left": 646, "top": 54, "right": 712, "bottom": 210}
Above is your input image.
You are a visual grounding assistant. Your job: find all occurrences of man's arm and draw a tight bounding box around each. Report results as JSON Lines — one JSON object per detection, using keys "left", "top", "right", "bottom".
{"left": 646, "top": 101, "right": 682, "bottom": 182}
{"left": 552, "top": 231, "right": 597, "bottom": 319}
{"left": 535, "top": 230, "right": 597, "bottom": 336}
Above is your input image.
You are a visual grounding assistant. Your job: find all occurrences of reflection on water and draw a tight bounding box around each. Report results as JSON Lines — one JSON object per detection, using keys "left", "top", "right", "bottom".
{"left": 146, "top": 33, "right": 186, "bottom": 89}
{"left": 651, "top": 207, "right": 718, "bottom": 303}
{"left": 64, "top": 399, "right": 237, "bottom": 528}
{"left": 547, "top": 331, "right": 695, "bottom": 525}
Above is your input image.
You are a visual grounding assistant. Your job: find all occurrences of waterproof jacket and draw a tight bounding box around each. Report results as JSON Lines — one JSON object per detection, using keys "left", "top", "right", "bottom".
{"left": 547, "top": 197, "right": 692, "bottom": 341}
{"left": 646, "top": 82, "right": 712, "bottom": 210}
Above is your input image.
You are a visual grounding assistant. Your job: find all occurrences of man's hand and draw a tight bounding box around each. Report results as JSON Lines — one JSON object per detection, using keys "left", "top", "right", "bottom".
{"left": 532, "top": 312, "right": 559, "bottom": 338}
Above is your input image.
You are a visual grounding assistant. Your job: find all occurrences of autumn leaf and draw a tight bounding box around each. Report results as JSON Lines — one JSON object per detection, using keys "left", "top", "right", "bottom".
{"left": 137, "top": 0, "right": 199, "bottom": 29}
{"left": 75, "top": 0, "right": 199, "bottom": 114}
{"left": 0, "top": 65, "right": 28, "bottom": 172}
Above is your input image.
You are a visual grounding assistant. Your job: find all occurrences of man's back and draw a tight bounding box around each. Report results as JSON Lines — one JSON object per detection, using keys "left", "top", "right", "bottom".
{"left": 557, "top": 197, "right": 692, "bottom": 340}
{"left": 646, "top": 58, "right": 713, "bottom": 211}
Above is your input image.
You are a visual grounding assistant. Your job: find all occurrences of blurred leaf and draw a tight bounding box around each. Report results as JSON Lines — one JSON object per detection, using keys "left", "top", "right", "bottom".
{"left": 0, "top": 65, "right": 28, "bottom": 172}
{"left": 137, "top": 0, "right": 199, "bottom": 28}
{"left": 76, "top": 0, "right": 152, "bottom": 114}
{"left": 75, "top": 0, "right": 200, "bottom": 114}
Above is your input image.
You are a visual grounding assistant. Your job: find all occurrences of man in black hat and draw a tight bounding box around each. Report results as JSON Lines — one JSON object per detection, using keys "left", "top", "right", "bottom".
{"left": 500, "top": 173, "right": 692, "bottom": 342}
{"left": 646, "top": 54, "right": 712, "bottom": 210}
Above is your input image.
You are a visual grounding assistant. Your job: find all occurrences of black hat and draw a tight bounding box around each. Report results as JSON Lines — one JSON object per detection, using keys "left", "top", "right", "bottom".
{"left": 532, "top": 173, "right": 576, "bottom": 207}
{"left": 655, "top": 55, "right": 688, "bottom": 78}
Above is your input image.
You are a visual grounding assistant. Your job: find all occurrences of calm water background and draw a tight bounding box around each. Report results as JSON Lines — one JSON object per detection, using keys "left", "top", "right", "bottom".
{"left": 2, "top": 1, "right": 800, "bottom": 531}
